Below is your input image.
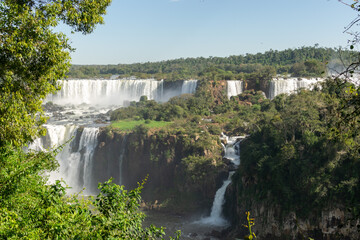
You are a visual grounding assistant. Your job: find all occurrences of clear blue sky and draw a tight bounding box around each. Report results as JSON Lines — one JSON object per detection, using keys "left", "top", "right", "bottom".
{"left": 60, "top": 0, "right": 355, "bottom": 65}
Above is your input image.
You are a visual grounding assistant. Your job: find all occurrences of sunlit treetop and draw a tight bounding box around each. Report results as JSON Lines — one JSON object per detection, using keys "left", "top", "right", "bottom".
{"left": 0, "top": 0, "right": 111, "bottom": 147}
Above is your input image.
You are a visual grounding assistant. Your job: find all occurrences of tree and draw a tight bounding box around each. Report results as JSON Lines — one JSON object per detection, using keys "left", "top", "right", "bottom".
{"left": 0, "top": 149, "right": 178, "bottom": 239}
{"left": 0, "top": 0, "right": 111, "bottom": 147}
{"left": 328, "top": 1, "right": 360, "bottom": 124}
{"left": 0, "top": 1, "right": 181, "bottom": 239}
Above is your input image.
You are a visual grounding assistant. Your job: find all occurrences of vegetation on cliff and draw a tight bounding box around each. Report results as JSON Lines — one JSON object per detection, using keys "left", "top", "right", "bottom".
{"left": 110, "top": 119, "right": 172, "bottom": 132}
{"left": 234, "top": 79, "right": 360, "bottom": 219}
{"left": 110, "top": 79, "right": 265, "bottom": 135}
{"left": 106, "top": 99, "right": 226, "bottom": 210}
{"left": 109, "top": 71, "right": 360, "bottom": 237}
{"left": 107, "top": 78, "right": 271, "bottom": 211}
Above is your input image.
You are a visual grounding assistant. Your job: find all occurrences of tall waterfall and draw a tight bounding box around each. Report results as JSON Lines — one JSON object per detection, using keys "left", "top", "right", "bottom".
{"left": 227, "top": 80, "right": 243, "bottom": 99}
{"left": 197, "top": 135, "right": 241, "bottom": 226}
{"left": 47, "top": 79, "right": 198, "bottom": 106}
{"left": 77, "top": 127, "right": 99, "bottom": 193}
{"left": 29, "top": 124, "right": 99, "bottom": 194}
{"left": 118, "top": 135, "right": 128, "bottom": 186}
{"left": 181, "top": 80, "right": 198, "bottom": 94}
{"left": 268, "top": 77, "right": 321, "bottom": 99}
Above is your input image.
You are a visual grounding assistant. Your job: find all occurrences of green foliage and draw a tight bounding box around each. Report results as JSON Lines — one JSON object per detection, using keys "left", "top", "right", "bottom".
{"left": 92, "top": 178, "right": 166, "bottom": 239}
{"left": 0, "top": 145, "right": 180, "bottom": 239}
{"left": 0, "top": 1, "right": 182, "bottom": 239}
{"left": 111, "top": 99, "right": 188, "bottom": 122}
{"left": 110, "top": 119, "right": 172, "bottom": 132}
{"left": 243, "top": 211, "right": 256, "bottom": 240}
{"left": 67, "top": 46, "right": 337, "bottom": 80}
{"left": 0, "top": 145, "right": 58, "bottom": 202}
{"left": 140, "top": 95, "right": 148, "bottom": 102}
{"left": 110, "top": 80, "right": 218, "bottom": 122}
{"left": 236, "top": 82, "right": 360, "bottom": 216}
{"left": 290, "top": 59, "right": 325, "bottom": 77}
{"left": 207, "top": 124, "right": 222, "bottom": 135}
{"left": 0, "top": 0, "right": 111, "bottom": 147}
{"left": 182, "top": 156, "right": 219, "bottom": 183}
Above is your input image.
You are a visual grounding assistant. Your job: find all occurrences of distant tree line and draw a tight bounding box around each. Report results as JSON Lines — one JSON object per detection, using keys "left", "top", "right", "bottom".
{"left": 67, "top": 46, "right": 346, "bottom": 80}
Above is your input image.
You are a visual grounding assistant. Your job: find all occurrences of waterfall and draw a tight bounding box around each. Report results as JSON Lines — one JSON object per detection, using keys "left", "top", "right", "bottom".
{"left": 161, "top": 80, "right": 198, "bottom": 102}
{"left": 78, "top": 127, "right": 99, "bottom": 193}
{"left": 47, "top": 79, "right": 164, "bottom": 106}
{"left": 32, "top": 78, "right": 199, "bottom": 196}
{"left": 47, "top": 79, "right": 199, "bottom": 106}
{"left": 181, "top": 80, "right": 198, "bottom": 94}
{"left": 268, "top": 77, "right": 321, "bottom": 99}
{"left": 29, "top": 124, "right": 100, "bottom": 194}
{"left": 198, "top": 173, "right": 235, "bottom": 226}
{"left": 118, "top": 135, "right": 128, "bottom": 186}
{"left": 196, "top": 135, "right": 241, "bottom": 226}
{"left": 227, "top": 80, "right": 243, "bottom": 99}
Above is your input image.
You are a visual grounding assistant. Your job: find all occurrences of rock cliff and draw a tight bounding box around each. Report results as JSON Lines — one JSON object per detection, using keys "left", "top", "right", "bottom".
{"left": 90, "top": 128, "right": 227, "bottom": 213}
{"left": 224, "top": 173, "right": 360, "bottom": 240}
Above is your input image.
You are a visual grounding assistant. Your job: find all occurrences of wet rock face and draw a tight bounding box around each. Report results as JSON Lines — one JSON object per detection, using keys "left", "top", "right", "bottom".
{"left": 43, "top": 102, "right": 65, "bottom": 112}
{"left": 90, "top": 129, "right": 226, "bottom": 212}
{"left": 223, "top": 182, "right": 360, "bottom": 240}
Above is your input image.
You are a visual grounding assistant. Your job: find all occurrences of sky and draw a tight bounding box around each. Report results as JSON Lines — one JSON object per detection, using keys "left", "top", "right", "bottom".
{"left": 60, "top": 0, "right": 356, "bottom": 65}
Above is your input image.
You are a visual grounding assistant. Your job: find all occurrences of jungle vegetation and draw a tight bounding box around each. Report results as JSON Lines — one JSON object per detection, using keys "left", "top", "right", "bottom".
{"left": 67, "top": 46, "right": 347, "bottom": 80}
{"left": 110, "top": 76, "right": 360, "bottom": 220}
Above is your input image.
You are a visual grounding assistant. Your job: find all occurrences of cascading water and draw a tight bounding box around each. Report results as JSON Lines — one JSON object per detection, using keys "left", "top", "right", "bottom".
{"left": 197, "top": 134, "right": 241, "bottom": 226}
{"left": 117, "top": 135, "right": 128, "bottom": 186}
{"left": 227, "top": 80, "right": 243, "bottom": 99}
{"left": 29, "top": 124, "right": 99, "bottom": 194}
{"left": 47, "top": 79, "right": 164, "bottom": 106}
{"left": 268, "top": 77, "right": 322, "bottom": 99}
{"left": 181, "top": 80, "right": 198, "bottom": 94}
{"left": 47, "top": 78, "right": 199, "bottom": 106}
{"left": 34, "top": 78, "right": 199, "bottom": 195}
{"left": 77, "top": 127, "right": 99, "bottom": 194}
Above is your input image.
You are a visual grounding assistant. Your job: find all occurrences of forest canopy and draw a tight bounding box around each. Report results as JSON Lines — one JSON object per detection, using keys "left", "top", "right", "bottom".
{"left": 67, "top": 46, "right": 346, "bottom": 80}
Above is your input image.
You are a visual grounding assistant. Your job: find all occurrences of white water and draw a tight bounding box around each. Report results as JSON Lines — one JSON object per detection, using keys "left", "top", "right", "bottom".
{"left": 224, "top": 136, "right": 241, "bottom": 166}
{"left": 227, "top": 80, "right": 243, "bottom": 99}
{"left": 118, "top": 135, "right": 128, "bottom": 186}
{"left": 268, "top": 77, "right": 322, "bottom": 99}
{"left": 197, "top": 134, "right": 241, "bottom": 226}
{"left": 225, "top": 78, "right": 323, "bottom": 100}
{"left": 29, "top": 124, "right": 99, "bottom": 194}
{"left": 34, "top": 78, "right": 199, "bottom": 195}
{"left": 182, "top": 80, "right": 198, "bottom": 94}
{"left": 47, "top": 79, "right": 163, "bottom": 106}
{"left": 198, "top": 172, "right": 235, "bottom": 226}
{"left": 47, "top": 79, "right": 198, "bottom": 106}
{"left": 78, "top": 127, "right": 99, "bottom": 193}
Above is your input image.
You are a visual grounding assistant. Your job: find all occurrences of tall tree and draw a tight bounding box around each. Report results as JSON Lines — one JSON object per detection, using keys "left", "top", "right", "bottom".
{"left": 0, "top": 0, "right": 111, "bottom": 147}
{"left": 0, "top": 2, "right": 181, "bottom": 238}
{"left": 334, "top": 1, "right": 360, "bottom": 122}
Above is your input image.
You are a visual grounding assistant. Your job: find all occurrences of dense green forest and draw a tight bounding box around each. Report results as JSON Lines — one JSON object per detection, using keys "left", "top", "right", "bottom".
{"left": 67, "top": 46, "right": 347, "bottom": 80}
{"left": 110, "top": 76, "right": 360, "bottom": 225}
{"left": 236, "top": 80, "right": 360, "bottom": 218}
